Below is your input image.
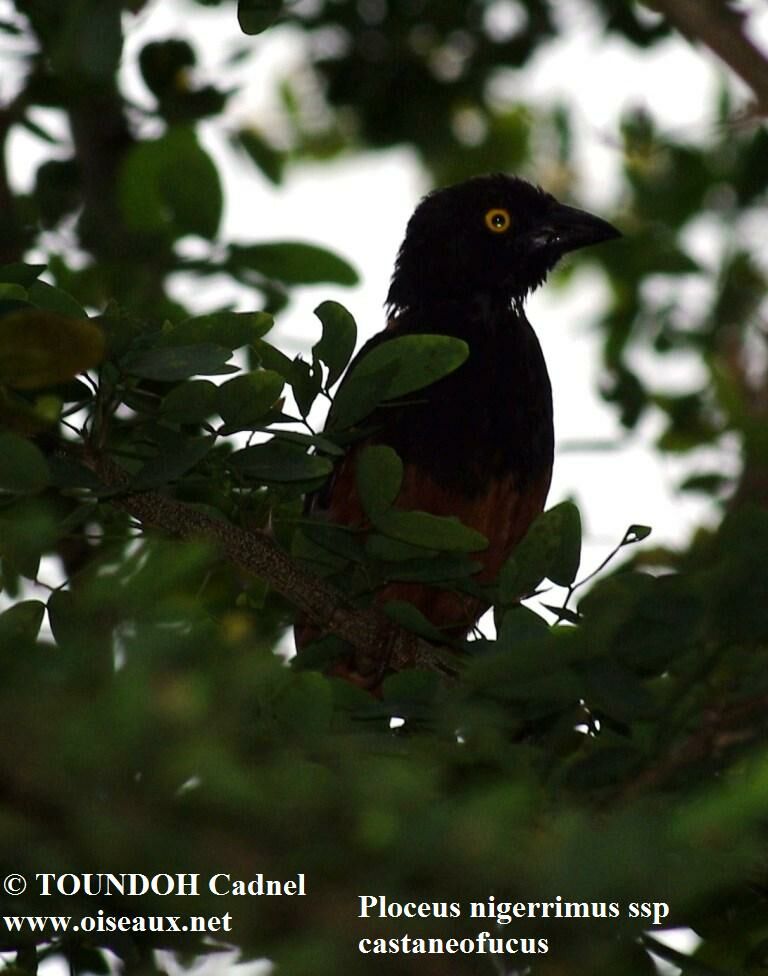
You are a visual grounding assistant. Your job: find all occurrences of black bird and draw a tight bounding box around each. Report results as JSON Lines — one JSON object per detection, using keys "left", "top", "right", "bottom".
{"left": 298, "top": 174, "right": 619, "bottom": 664}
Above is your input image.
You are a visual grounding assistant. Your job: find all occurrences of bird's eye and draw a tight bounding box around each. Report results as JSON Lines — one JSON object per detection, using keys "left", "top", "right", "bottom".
{"left": 484, "top": 208, "right": 512, "bottom": 233}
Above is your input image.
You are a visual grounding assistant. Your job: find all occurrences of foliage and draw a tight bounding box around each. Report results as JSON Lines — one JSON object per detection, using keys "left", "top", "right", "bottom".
{"left": 0, "top": 2, "right": 767, "bottom": 976}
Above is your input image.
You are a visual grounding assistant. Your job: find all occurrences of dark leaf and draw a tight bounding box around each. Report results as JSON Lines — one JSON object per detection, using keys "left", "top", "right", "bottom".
{"left": 161, "top": 380, "right": 219, "bottom": 423}
{"left": 217, "top": 371, "right": 285, "bottom": 427}
{"left": 0, "top": 600, "right": 46, "bottom": 644}
{"left": 384, "top": 600, "right": 447, "bottom": 643}
{"left": 313, "top": 300, "right": 357, "bottom": 388}
{"left": 235, "top": 128, "right": 285, "bottom": 184}
{"left": 171, "top": 311, "right": 273, "bottom": 349}
{"left": 375, "top": 509, "right": 487, "bottom": 553}
{"left": 119, "top": 127, "right": 223, "bottom": 240}
{"left": 622, "top": 524, "right": 652, "bottom": 545}
{"left": 229, "top": 242, "right": 358, "bottom": 286}
{"left": 329, "top": 334, "right": 469, "bottom": 429}
{"left": 237, "top": 0, "right": 283, "bottom": 35}
{"left": 122, "top": 343, "right": 234, "bottom": 381}
{"left": 130, "top": 436, "right": 213, "bottom": 489}
{"left": 290, "top": 357, "right": 323, "bottom": 417}
{"left": 230, "top": 439, "right": 333, "bottom": 483}
{"left": 356, "top": 445, "right": 403, "bottom": 520}
{"left": 0, "top": 433, "right": 50, "bottom": 494}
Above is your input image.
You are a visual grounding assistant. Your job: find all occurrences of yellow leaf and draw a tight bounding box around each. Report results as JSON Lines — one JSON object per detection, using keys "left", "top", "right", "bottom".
{"left": 0, "top": 310, "right": 105, "bottom": 389}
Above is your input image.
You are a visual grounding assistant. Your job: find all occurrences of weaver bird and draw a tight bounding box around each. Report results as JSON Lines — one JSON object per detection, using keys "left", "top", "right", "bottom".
{"left": 297, "top": 174, "right": 619, "bottom": 670}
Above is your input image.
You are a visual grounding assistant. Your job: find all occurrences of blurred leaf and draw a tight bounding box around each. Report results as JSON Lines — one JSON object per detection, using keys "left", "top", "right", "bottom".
{"left": 0, "top": 264, "right": 46, "bottom": 287}
{"left": 53, "top": 0, "right": 123, "bottom": 81}
{"left": 33, "top": 158, "right": 82, "bottom": 227}
{"left": 139, "top": 38, "right": 195, "bottom": 98}
{"left": 356, "top": 445, "right": 402, "bottom": 520}
{"left": 237, "top": 0, "right": 282, "bottom": 35}
{"left": 28, "top": 279, "right": 87, "bottom": 319}
{"left": 313, "top": 301, "right": 357, "bottom": 388}
{"left": 0, "top": 600, "right": 46, "bottom": 644}
{"left": 235, "top": 128, "right": 285, "bottom": 184}
{"left": 119, "top": 127, "right": 222, "bottom": 239}
{"left": 0, "top": 433, "right": 50, "bottom": 494}
{"left": 229, "top": 242, "right": 358, "bottom": 286}
{"left": 497, "top": 605, "right": 551, "bottom": 650}
{"left": 0, "top": 309, "right": 104, "bottom": 389}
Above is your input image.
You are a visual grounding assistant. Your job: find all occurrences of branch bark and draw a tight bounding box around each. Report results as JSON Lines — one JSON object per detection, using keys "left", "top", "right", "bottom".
{"left": 81, "top": 450, "right": 459, "bottom": 684}
{"left": 647, "top": 0, "right": 768, "bottom": 113}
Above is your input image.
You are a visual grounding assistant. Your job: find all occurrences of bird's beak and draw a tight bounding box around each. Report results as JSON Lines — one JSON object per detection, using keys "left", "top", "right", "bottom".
{"left": 530, "top": 201, "right": 621, "bottom": 255}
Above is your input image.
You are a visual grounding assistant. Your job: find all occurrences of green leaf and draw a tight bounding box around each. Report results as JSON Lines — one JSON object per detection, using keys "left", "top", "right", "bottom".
{"left": 499, "top": 501, "right": 582, "bottom": 601}
{"left": 356, "top": 445, "right": 403, "bottom": 520}
{"left": 365, "top": 534, "right": 438, "bottom": 562}
{"left": 497, "top": 605, "right": 551, "bottom": 650}
{"left": 121, "top": 343, "right": 234, "bottom": 381}
{"left": 380, "top": 554, "right": 480, "bottom": 583}
{"left": 0, "top": 600, "right": 45, "bottom": 644}
{"left": 290, "top": 357, "right": 322, "bottom": 417}
{"left": 0, "top": 263, "right": 46, "bottom": 287}
{"left": 139, "top": 39, "right": 195, "bottom": 98}
{"left": 375, "top": 509, "right": 487, "bottom": 553}
{"left": 269, "top": 430, "right": 344, "bottom": 457}
{"left": 235, "top": 128, "right": 284, "bottom": 184}
{"left": 547, "top": 500, "right": 582, "bottom": 586}
{"left": 171, "top": 311, "right": 273, "bottom": 349}
{"left": 0, "top": 433, "right": 50, "bottom": 494}
{"left": 329, "top": 334, "right": 469, "bottom": 430}
{"left": 230, "top": 439, "right": 333, "bottom": 483}
{"left": 0, "top": 283, "right": 28, "bottom": 303}
{"left": 384, "top": 600, "right": 447, "bottom": 643}
{"left": 273, "top": 672, "right": 333, "bottom": 737}
{"left": 130, "top": 436, "right": 213, "bottom": 490}
{"left": 382, "top": 670, "right": 440, "bottom": 706}
{"left": 237, "top": 0, "right": 283, "bottom": 35}
{"left": 313, "top": 301, "right": 357, "bottom": 388}
{"left": 622, "top": 524, "right": 652, "bottom": 545}
{"left": 229, "top": 242, "right": 358, "bottom": 286}
{"left": 253, "top": 338, "right": 295, "bottom": 378}
{"left": 161, "top": 380, "right": 219, "bottom": 423}
{"left": 28, "top": 280, "right": 87, "bottom": 319}
{"left": 217, "top": 371, "right": 285, "bottom": 427}
{"left": 0, "top": 309, "right": 104, "bottom": 389}
{"left": 582, "top": 659, "right": 657, "bottom": 722}
{"left": 119, "top": 127, "right": 222, "bottom": 240}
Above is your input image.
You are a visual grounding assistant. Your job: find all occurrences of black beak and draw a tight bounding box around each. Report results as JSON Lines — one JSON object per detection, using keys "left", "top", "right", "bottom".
{"left": 530, "top": 201, "right": 621, "bottom": 255}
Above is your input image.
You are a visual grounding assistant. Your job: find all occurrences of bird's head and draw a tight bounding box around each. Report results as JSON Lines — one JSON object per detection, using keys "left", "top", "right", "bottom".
{"left": 386, "top": 174, "right": 620, "bottom": 314}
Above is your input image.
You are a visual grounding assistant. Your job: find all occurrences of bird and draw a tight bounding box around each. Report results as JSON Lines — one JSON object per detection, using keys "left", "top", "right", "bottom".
{"left": 296, "top": 174, "right": 619, "bottom": 677}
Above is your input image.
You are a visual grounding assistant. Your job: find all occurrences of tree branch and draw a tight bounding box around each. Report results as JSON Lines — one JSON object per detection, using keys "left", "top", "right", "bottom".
{"left": 647, "top": 0, "right": 768, "bottom": 113}
{"left": 81, "top": 450, "right": 460, "bottom": 684}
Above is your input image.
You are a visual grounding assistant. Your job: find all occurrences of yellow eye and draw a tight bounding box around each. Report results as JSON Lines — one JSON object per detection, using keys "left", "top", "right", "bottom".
{"left": 484, "top": 207, "right": 512, "bottom": 233}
